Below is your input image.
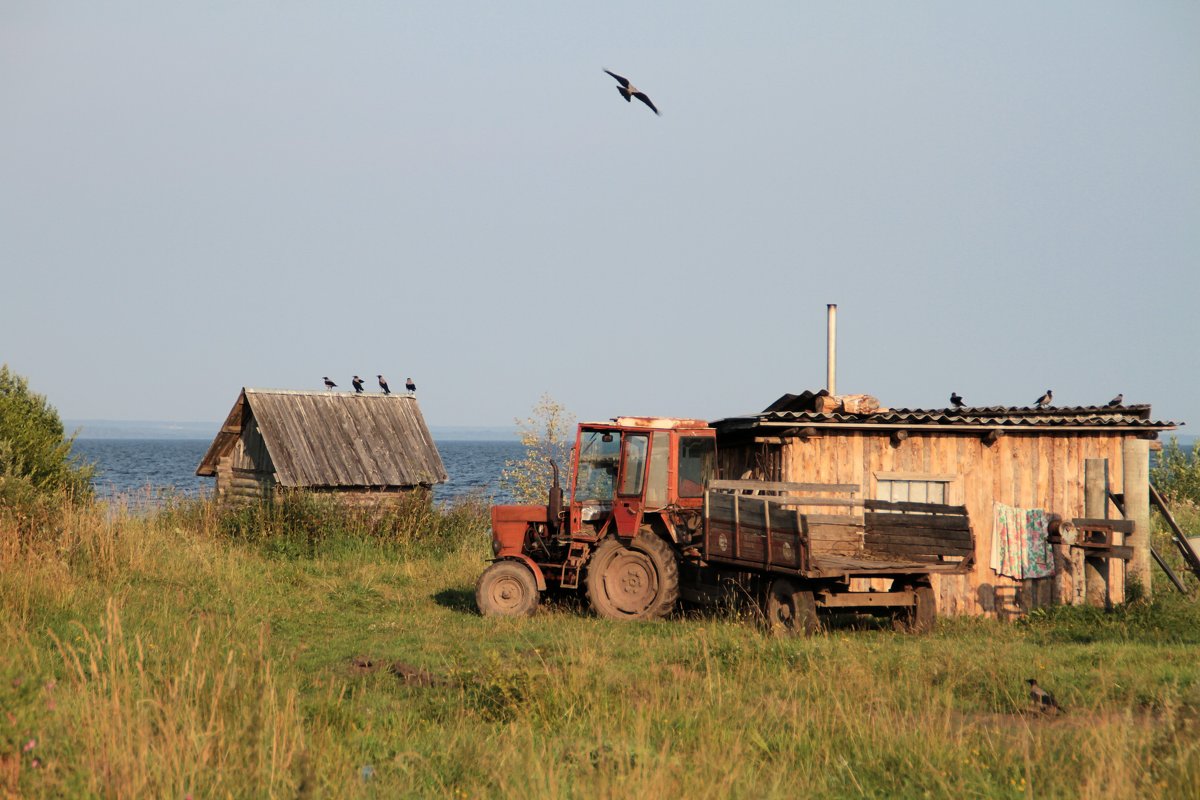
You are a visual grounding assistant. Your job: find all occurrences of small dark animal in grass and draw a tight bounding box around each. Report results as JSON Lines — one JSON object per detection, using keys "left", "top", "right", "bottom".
{"left": 1106, "top": 393, "right": 1123, "bottom": 407}
{"left": 950, "top": 392, "right": 965, "bottom": 409}
{"left": 352, "top": 375, "right": 365, "bottom": 394}
{"left": 1035, "top": 389, "right": 1053, "bottom": 408}
{"left": 378, "top": 375, "right": 391, "bottom": 395}
{"left": 323, "top": 376, "right": 337, "bottom": 391}
{"left": 603, "top": 69, "right": 660, "bottom": 115}
{"left": 1026, "top": 678, "right": 1063, "bottom": 714}
{"left": 405, "top": 377, "right": 417, "bottom": 394}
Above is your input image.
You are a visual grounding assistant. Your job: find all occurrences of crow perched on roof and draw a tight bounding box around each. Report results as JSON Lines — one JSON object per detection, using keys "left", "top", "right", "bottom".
{"left": 1026, "top": 678, "right": 1062, "bottom": 714}
{"left": 1106, "top": 393, "right": 1124, "bottom": 407}
{"left": 378, "top": 375, "right": 391, "bottom": 395}
{"left": 405, "top": 377, "right": 417, "bottom": 394}
{"left": 604, "top": 69, "right": 660, "bottom": 115}
{"left": 323, "top": 377, "right": 337, "bottom": 391}
{"left": 1035, "top": 389, "right": 1053, "bottom": 408}
{"left": 352, "top": 376, "right": 364, "bottom": 394}
{"left": 950, "top": 392, "right": 965, "bottom": 409}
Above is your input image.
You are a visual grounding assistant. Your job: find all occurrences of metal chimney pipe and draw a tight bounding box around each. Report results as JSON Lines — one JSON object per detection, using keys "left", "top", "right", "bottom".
{"left": 826, "top": 303, "right": 837, "bottom": 396}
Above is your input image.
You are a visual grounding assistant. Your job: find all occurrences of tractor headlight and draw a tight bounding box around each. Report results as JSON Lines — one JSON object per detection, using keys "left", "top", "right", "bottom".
{"left": 491, "top": 537, "right": 502, "bottom": 556}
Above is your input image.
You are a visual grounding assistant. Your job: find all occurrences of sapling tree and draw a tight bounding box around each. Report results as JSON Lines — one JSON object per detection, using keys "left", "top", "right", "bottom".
{"left": 498, "top": 394, "right": 575, "bottom": 505}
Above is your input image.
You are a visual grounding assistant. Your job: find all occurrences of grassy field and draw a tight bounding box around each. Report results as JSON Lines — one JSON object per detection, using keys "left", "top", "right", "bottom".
{"left": 2, "top": 494, "right": 1199, "bottom": 799}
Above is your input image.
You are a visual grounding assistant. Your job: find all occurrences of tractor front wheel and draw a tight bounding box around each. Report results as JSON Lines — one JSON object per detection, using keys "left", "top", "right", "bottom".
{"left": 476, "top": 560, "right": 540, "bottom": 617}
{"left": 586, "top": 535, "right": 680, "bottom": 620}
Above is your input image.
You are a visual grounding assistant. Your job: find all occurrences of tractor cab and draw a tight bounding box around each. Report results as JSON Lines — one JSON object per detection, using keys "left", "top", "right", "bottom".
{"left": 567, "top": 418, "right": 716, "bottom": 541}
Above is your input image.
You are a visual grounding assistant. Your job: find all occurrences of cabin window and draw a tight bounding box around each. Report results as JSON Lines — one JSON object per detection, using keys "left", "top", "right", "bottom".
{"left": 874, "top": 471, "right": 955, "bottom": 504}
{"left": 574, "top": 430, "right": 621, "bottom": 503}
{"left": 644, "top": 432, "right": 670, "bottom": 509}
{"left": 678, "top": 436, "right": 716, "bottom": 497}
{"left": 618, "top": 434, "right": 649, "bottom": 496}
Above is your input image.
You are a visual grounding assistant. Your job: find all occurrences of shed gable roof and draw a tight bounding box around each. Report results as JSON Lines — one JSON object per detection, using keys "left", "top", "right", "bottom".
{"left": 196, "top": 389, "right": 448, "bottom": 487}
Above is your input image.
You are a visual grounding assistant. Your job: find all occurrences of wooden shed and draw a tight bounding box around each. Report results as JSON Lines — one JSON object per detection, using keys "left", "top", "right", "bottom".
{"left": 196, "top": 388, "right": 447, "bottom": 503}
{"left": 712, "top": 391, "right": 1179, "bottom": 618}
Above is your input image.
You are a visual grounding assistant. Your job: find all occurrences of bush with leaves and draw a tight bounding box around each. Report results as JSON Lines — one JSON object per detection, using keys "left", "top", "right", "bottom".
{"left": 498, "top": 394, "right": 575, "bottom": 505}
{"left": 1151, "top": 437, "right": 1200, "bottom": 505}
{"left": 0, "top": 364, "right": 94, "bottom": 523}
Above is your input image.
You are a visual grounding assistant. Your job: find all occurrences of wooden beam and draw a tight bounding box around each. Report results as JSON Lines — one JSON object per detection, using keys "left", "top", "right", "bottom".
{"left": 709, "top": 479, "right": 859, "bottom": 494}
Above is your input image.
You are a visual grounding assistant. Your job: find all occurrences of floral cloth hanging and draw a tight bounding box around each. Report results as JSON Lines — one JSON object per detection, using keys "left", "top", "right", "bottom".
{"left": 990, "top": 502, "right": 1054, "bottom": 579}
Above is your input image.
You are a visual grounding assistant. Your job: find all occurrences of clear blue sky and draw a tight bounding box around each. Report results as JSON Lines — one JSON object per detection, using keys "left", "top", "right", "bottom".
{"left": 2, "top": 2, "right": 1197, "bottom": 431}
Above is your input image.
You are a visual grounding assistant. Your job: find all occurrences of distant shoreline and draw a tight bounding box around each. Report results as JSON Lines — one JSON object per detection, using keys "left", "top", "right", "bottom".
{"left": 65, "top": 419, "right": 521, "bottom": 442}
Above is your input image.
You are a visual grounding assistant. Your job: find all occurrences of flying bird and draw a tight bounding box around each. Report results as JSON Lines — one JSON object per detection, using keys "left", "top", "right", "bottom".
{"left": 352, "top": 376, "right": 365, "bottom": 394}
{"left": 950, "top": 392, "right": 965, "bottom": 409}
{"left": 1106, "top": 393, "right": 1123, "bottom": 407}
{"left": 405, "top": 377, "right": 417, "bottom": 394}
{"left": 604, "top": 69, "right": 660, "bottom": 116}
{"left": 323, "top": 377, "right": 337, "bottom": 391}
{"left": 1026, "top": 678, "right": 1062, "bottom": 714}
{"left": 1035, "top": 389, "right": 1053, "bottom": 409}
{"left": 378, "top": 375, "right": 391, "bottom": 395}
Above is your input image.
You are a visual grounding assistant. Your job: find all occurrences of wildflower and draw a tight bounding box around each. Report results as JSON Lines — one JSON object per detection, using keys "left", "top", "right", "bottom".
{"left": 23, "top": 739, "right": 36, "bottom": 753}
{"left": 31, "top": 758, "right": 41, "bottom": 769}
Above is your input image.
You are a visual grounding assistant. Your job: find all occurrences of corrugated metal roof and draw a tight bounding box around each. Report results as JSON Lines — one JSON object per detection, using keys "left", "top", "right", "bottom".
{"left": 714, "top": 392, "right": 1179, "bottom": 432}
{"left": 196, "top": 389, "right": 448, "bottom": 487}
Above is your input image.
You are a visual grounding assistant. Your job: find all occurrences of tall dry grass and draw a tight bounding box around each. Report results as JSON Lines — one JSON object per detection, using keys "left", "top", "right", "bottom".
{"left": 2, "top": 489, "right": 1199, "bottom": 798}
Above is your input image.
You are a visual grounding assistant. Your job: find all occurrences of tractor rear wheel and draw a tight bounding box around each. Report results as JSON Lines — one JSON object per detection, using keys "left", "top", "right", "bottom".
{"left": 586, "top": 535, "right": 680, "bottom": 620}
{"left": 764, "top": 578, "right": 821, "bottom": 636}
{"left": 476, "top": 560, "right": 540, "bottom": 617}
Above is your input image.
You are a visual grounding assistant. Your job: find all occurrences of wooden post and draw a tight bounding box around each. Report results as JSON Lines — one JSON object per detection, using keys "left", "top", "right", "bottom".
{"left": 1084, "top": 459, "right": 1108, "bottom": 608}
{"left": 1123, "top": 438, "right": 1152, "bottom": 596}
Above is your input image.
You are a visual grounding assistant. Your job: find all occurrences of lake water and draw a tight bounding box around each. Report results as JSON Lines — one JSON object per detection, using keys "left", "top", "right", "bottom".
{"left": 72, "top": 439, "right": 526, "bottom": 506}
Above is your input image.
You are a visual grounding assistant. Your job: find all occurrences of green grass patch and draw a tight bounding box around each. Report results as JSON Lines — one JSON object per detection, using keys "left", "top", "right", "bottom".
{"left": 2, "top": 494, "right": 1199, "bottom": 798}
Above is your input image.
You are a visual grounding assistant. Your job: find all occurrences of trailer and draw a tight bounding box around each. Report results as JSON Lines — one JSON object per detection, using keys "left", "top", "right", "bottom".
{"left": 476, "top": 417, "right": 973, "bottom": 634}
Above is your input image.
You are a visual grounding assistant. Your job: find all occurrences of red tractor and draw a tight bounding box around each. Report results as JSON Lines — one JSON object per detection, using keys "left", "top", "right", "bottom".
{"left": 476, "top": 417, "right": 973, "bottom": 632}
{"left": 476, "top": 417, "right": 715, "bottom": 620}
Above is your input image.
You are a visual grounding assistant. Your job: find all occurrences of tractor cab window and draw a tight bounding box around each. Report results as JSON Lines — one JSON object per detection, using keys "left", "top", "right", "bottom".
{"left": 573, "top": 429, "right": 621, "bottom": 505}
{"left": 618, "top": 434, "right": 649, "bottom": 496}
{"left": 678, "top": 436, "right": 716, "bottom": 497}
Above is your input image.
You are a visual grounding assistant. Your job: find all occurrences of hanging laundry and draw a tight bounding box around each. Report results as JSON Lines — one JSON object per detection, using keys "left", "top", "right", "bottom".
{"left": 991, "top": 502, "right": 1055, "bottom": 580}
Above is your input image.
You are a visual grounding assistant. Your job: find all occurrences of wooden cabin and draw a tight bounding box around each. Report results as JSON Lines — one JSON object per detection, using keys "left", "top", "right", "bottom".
{"left": 196, "top": 388, "right": 447, "bottom": 504}
{"left": 712, "top": 391, "right": 1179, "bottom": 618}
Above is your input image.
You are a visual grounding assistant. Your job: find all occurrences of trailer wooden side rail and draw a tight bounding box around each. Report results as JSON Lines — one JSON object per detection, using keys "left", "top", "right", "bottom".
{"left": 702, "top": 481, "right": 974, "bottom": 578}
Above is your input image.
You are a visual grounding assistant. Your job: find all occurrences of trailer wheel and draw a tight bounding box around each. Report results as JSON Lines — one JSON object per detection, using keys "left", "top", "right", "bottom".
{"left": 894, "top": 582, "right": 936, "bottom": 634}
{"left": 476, "top": 561, "right": 540, "bottom": 617}
{"left": 764, "top": 578, "right": 820, "bottom": 636}
{"left": 586, "top": 535, "right": 680, "bottom": 620}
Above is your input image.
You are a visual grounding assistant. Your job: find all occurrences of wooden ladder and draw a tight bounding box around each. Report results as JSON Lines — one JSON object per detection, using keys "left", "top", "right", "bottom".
{"left": 1109, "top": 487, "right": 1200, "bottom": 593}
{"left": 560, "top": 541, "right": 591, "bottom": 590}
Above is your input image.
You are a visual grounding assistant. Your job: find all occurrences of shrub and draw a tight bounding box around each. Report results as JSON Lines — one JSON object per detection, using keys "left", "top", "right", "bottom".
{"left": 1152, "top": 437, "right": 1200, "bottom": 505}
{"left": 0, "top": 365, "right": 94, "bottom": 528}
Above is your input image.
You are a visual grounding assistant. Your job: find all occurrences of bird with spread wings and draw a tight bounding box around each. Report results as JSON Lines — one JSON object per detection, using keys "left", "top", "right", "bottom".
{"left": 604, "top": 69, "right": 660, "bottom": 116}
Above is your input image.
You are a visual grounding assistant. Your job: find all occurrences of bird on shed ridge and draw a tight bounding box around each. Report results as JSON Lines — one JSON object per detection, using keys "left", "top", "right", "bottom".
{"left": 352, "top": 376, "right": 364, "bottom": 394}
{"left": 405, "top": 377, "right": 417, "bottom": 395}
{"left": 1026, "top": 678, "right": 1063, "bottom": 714}
{"left": 378, "top": 375, "right": 391, "bottom": 395}
{"left": 950, "top": 392, "right": 965, "bottom": 409}
{"left": 1106, "top": 393, "right": 1123, "bottom": 407}
{"left": 323, "top": 377, "right": 337, "bottom": 391}
{"left": 604, "top": 69, "right": 660, "bottom": 115}
{"left": 1035, "top": 389, "right": 1053, "bottom": 408}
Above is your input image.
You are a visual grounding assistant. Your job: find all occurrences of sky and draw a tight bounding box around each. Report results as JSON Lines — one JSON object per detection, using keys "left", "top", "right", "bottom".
{"left": 2, "top": 2, "right": 1197, "bottom": 433}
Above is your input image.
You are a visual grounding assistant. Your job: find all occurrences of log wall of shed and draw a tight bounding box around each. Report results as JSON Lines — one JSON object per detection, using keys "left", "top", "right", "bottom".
{"left": 215, "top": 415, "right": 277, "bottom": 502}
{"left": 719, "top": 431, "right": 1133, "bottom": 617}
